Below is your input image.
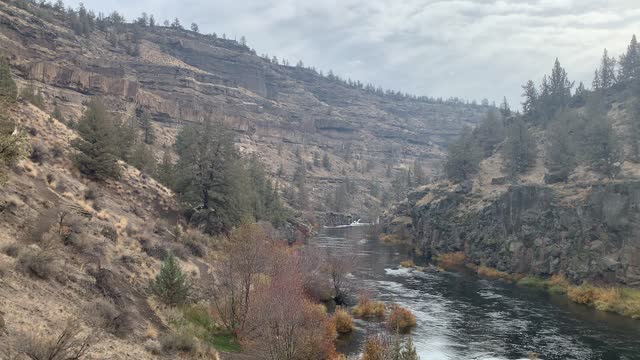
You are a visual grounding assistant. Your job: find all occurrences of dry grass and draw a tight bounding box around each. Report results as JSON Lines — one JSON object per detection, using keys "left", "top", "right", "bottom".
{"left": 386, "top": 304, "right": 417, "bottom": 334}
{"left": 352, "top": 295, "right": 386, "bottom": 319}
{"left": 361, "top": 336, "right": 388, "bottom": 360}
{"left": 435, "top": 252, "right": 466, "bottom": 268}
{"left": 379, "top": 234, "right": 400, "bottom": 244}
{"left": 476, "top": 265, "right": 514, "bottom": 282}
{"left": 400, "top": 260, "right": 415, "bottom": 268}
{"left": 332, "top": 308, "right": 354, "bottom": 334}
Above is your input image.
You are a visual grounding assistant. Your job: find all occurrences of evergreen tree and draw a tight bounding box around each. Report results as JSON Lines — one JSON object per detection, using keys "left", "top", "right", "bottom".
{"left": 545, "top": 112, "right": 577, "bottom": 183}
{"left": 174, "top": 118, "right": 243, "bottom": 233}
{"left": 521, "top": 80, "right": 538, "bottom": 119}
{"left": 618, "top": 35, "right": 640, "bottom": 82}
{"left": 171, "top": 17, "right": 182, "bottom": 29}
{"left": 72, "top": 99, "right": 121, "bottom": 180}
{"left": 503, "top": 118, "right": 536, "bottom": 179}
{"left": 547, "top": 58, "right": 573, "bottom": 116}
{"left": 139, "top": 111, "right": 155, "bottom": 144}
{"left": 597, "top": 49, "right": 617, "bottom": 89}
{"left": 444, "top": 126, "right": 481, "bottom": 182}
{"left": 152, "top": 253, "right": 190, "bottom": 306}
{"left": 155, "top": 150, "right": 175, "bottom": 188}
{"left": 499, "top": 96, "right": 511, "bottom": 117}
{"left": 129, "top": 142, "right": 156, "bottom": 174}
{"left": 592, "top": 69, "right": 601, "bottom": 90}
{"left": 322, "top": 152, "right": 331, "bottom": 170}
{"left": 190, "top": 22, "right": 199, "bottom": 33}
{"left": 474, "top": 109, "right": 505, "bottom": 156}
{"left": 583, "top": 93, "right": 623, "bottom": 178}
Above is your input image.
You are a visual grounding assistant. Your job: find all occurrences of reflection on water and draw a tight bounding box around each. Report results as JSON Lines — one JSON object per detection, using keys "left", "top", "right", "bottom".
{"left": 310, "top": 226, "right": 640, "bottom": 360}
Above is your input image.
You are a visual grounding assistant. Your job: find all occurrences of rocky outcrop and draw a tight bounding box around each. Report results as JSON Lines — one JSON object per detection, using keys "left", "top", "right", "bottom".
{"left": 0, "top": 2, "right": 488, "bottom": 214}
{"left": 387, "top": 182, "right": 640, "bottom": 286}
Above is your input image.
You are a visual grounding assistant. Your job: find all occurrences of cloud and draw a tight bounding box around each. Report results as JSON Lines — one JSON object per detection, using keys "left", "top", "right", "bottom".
{"left": 68, "top": 0, "right": 639, "bottom": 107}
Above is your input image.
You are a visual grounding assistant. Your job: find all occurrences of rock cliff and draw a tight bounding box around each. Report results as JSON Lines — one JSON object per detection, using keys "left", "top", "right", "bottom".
{"left": 0, "top": 2, "right": 488, "bottom": 218}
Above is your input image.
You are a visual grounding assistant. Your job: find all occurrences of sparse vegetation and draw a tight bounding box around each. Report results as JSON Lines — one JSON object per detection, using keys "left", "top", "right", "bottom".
{"left": 16, "top": 319, "right": 92, "bottom": 360}
{"left": 434, "top": 252, "right": 466, "bottom": 268}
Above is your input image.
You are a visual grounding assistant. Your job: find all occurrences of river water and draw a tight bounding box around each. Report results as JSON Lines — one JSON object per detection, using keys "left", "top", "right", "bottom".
{"left": 311, "top": 226, "right": 640, "bottom": 360}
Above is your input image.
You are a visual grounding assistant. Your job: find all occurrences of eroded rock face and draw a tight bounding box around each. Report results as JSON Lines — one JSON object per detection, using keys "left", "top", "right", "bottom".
{"left": 389, "top": 182, "right": 640, "bottom": 286}
{"left": 0, "top": 2, "right": 487, "bottom": 214}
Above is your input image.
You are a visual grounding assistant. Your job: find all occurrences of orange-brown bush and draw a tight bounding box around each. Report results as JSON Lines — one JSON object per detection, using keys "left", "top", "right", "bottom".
{"left": 476, "top": 265, "right": 514, "bottom": 281}
{"left": 352, "top": 295, "right": 386, "bottom": 319}
{"left": 333, "top": 308, "right": 354, "bottom": 334}
{"left": 435, "top": 252, "right": 466, "bottom": 268}
{"left": 386, "top": 304, "right": 417, "bottom": 333}
{"left": 361, "top": 335, "right": 389, "bottom": 360}
{"left": 245, "top": 252, "right": 337, "bottom": 360}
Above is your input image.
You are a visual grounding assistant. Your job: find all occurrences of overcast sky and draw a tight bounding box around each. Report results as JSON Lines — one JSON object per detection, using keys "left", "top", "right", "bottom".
{"left": 68, "top": 0, "right": 639, "bottom": 107}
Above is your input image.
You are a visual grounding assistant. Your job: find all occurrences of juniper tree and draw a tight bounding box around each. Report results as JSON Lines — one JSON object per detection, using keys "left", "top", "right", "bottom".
{"left": 597, "top": 49, "right": 617, "bottom": 90}
{"left": 583, "top": 93, "right": 623, "bottom": 178}
{"left": 545, "top": 112, "right": 578, "bottom": 182}
{"left": 444, "top": 126, "right": 481, "bottom": 182}
{"left": 72, "top": 99, "right": 121, "bottom": 180}
{"left": 619, "top": 35, "right": 640, "bottom": 83}
{"left": 139, "top": 111, "right": 155, "bottom": 144}
{"left": 152, "top": 253, "right": 190, "bottom": 306}
{"left": 474, "top": 109, "right": 505, "bottom": 156}
{"left": 521, "top": 80, "right": 538, "bottom": 120}
{"left": 503, "top": 118, "right": 536, "bottom": 180}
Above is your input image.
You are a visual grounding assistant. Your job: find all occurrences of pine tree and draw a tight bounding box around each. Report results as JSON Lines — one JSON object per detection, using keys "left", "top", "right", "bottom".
{"left": 155, "top": 150, "right": 175, "bottom": 188}
{"left": 583, "top": 93, "right": 623, "bottom": 178}
{"left": 597, "top": 49, "right": 617, "bottom": 89}
{"left": 152, "top": 253, "right": 190, "bottom": 306}
{"left": 322, "top": 152, "right": 331, "bottom": 170}
{"left": 521, "top": 80, "right": 538, "bottom": 119}
{"left": 129, "top": 142, "right": 156, "bottom": 174}
{"left": 503, "top": 118, "right": 536, "bottom": 179}
{"left": 592, "top": 69, "right": 601, "bottom": 90}
{"left": 444, "top": 126, "right": 482, "bottom": 182}
{"left": 618, "top": 35, "right": 640, "bottom": 82}
{"left": 499, "top": 96, "right": 511, "bottom": 117}
{"left": 72, "top": 99, "right": 121, "bottom": 180}
{"left": 545, "top": 112, "right": 577, "bottom": 183}
{"left": 174, "top": 118, "right": 243, "bottom": 233}
{"left": 190, "top": 22, "right": 199, "bottom": 33}
{"left": 473, "top": 109, "right": 505, "bottom": 156}
{"left": 139, "top": 111, "right": 155, "bottom": 144}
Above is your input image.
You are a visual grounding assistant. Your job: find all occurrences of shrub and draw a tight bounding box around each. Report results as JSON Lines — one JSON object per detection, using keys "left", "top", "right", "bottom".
{"left": 85, "top": 299, "right": 133, "bottom": 338}
{"left": 435, "top": 252, "right": 466, "bottom": 268}
{"left": 362, "top": 335, "right": 389, "bottom": 360}
{"left": 386, "top": 305, "right": 417, "bottom": 334}
{"left": 567, "top": 284, "right": 595, "bottom": 305}
{"left": 152, "top": 253, "right": 190, "bottom": 306}
{"left": 352, "top": 295, "right": 385, "bottom": 319}
{"left": 17, "top": 245, "right": 58, "bottom": 279}
{"left": 29, "top": 141, "right": 47, "bottom": 164}
{"left": 400, "top": 260, "right": 415, "bottom": 268}
{"left": 159, "top": 330, "right": 198, "bottom": 354}
{"left": 144, "top": 339, "right": 162, "bottom": 355}
{"left": 2, "top": 243, "right": 19, "bottom": 257}
{"left": 476, "top": 265, "right": 513, "bottom": 281}
{"left": 333, "top": 308, "right": 354, "bottom": 334}
{"left": 17, "top": 319, "right": 92, "bottom": 360}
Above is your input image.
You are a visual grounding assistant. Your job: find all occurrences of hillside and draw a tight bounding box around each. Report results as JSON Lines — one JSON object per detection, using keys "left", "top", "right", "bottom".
{"left": 0, "top": 1, "right": 487, "bottom": 221}
{"left": 382, "top": 56, "right": 640, "bottom": 296}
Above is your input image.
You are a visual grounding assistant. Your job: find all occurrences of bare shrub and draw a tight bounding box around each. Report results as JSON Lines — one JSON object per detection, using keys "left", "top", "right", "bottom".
{"left": 17, "top": 319, "right": 92, "bottom": 360}
{"left": 386, "top": 304, "right": 417, "bottom": 333}
{"left": 29, "top": 141, "right": 48, "bottom": 164}
{"left": 245, "top": 256, "right": 337, "bottom": 360}
{"left": 17, "top": 240, "right": 59, "bottom": 280}
{"left": 84, "top": 299, "right": 133, "bottom": 338}
{"left": 210, "top": 223, "right": 269, "bottom": 334}
{"left": 159, "top": 330, "right": 197, "bottom": 354}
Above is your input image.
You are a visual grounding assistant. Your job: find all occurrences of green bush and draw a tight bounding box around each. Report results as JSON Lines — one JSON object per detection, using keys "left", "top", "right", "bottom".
{"left": 152, "top": 253, "right": 190, "bottom": 306}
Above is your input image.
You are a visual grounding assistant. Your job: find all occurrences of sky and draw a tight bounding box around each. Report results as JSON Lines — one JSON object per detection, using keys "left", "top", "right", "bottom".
{"left": 67, "top": 0, "right": 640, "bottom": 107}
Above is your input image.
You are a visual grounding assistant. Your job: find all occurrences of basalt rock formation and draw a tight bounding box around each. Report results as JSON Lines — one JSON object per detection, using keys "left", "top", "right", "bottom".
{"left": 0, "top": 1, "right": 487, "bottom": 218}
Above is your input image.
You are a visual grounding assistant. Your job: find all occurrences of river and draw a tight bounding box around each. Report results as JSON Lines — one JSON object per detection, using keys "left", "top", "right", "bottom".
{"left": 310, "top": 226, "right": 640, "bottom": 360}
